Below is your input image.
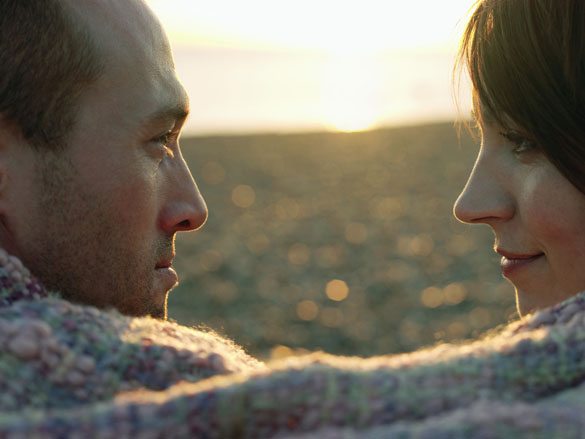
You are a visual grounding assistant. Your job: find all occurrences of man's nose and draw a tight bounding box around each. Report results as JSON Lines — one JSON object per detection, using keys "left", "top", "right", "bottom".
{"left": 160, "top": 156, "right": 208, "bottom": 234}
{"left": 453, "top": 151, "right": 514, "bottom": 225}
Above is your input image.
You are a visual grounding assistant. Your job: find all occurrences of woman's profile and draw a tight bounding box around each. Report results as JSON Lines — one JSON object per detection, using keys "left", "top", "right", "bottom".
{"left": 454, "top": 0, "right": 585, "bottom": 317}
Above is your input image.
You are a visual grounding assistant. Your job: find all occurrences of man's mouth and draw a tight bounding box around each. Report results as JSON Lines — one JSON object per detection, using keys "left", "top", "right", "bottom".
{"left": 155, "top": 253, "right": 175, "bottom": 270}
{"left": 497, "top": 248, "right": 544, "bottom": 278}
{"left": 155, "top": 256, "right": 178, "bottom": 290}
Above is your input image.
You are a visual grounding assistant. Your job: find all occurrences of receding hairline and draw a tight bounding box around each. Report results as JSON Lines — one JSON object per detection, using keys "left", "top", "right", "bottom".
{"left": 61, "top": 0, "right": 172, "bottom": 68}
{"left": 59, "top": 0, "right": 186, "bottom": 132}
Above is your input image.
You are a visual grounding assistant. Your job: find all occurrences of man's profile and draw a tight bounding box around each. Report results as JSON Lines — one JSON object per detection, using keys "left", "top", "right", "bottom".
{"left": 0, "top": 0, "right": 207, "bottom": 319}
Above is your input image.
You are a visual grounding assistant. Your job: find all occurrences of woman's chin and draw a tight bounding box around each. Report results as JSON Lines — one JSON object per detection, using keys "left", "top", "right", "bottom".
{"left": 515, "top": 286, "right": 577, "bottom": 317}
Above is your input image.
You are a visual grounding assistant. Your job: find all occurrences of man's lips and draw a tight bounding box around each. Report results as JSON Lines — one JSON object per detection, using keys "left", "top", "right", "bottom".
{"left": 154, "top": 258, "right": 173, "bottom": 270}
{"left": 497, "top": 248, "right": 544, "bottom": 278}
{"left": 155, "top": 256, "right": 178, "bottom": 290}
{"left": 155, "top": 254, "right": 175, "bottom": 269}
{"left": 155, "top": 265, "right": 179, "bottom": 291}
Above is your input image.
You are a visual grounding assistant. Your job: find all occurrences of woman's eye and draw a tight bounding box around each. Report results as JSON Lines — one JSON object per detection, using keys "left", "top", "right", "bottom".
{"left": 499, "top": 130, "right": 538, "bottom": 155}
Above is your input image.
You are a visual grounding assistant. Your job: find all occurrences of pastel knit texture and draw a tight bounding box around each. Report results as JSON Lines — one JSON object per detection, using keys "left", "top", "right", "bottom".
{"left": 1, "top": 249, "right": 585, "bottom": 438}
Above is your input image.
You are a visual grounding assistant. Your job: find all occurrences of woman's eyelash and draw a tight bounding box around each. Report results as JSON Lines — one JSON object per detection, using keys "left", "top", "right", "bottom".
{"left": 498, "top": 131, "right": 538, "bottom": 154}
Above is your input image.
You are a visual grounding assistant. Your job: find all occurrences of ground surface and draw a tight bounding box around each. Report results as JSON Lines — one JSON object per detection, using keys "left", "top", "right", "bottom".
{"left": 170, "top": 122, "right": 516, "bottom": 359}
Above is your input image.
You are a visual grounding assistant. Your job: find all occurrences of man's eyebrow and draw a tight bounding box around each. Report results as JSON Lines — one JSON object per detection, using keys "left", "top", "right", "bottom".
{"left": 145, "top": 102, "right": 190, "bottom": 125}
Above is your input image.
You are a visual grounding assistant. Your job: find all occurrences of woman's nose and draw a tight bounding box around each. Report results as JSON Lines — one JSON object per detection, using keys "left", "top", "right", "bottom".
{"left": 453, "top": 151, "right": 514, "bottom": 225}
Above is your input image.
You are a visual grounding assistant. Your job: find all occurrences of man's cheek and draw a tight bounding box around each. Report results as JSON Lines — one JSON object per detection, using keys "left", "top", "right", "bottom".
{"left": 109, "top": 178, "right": 158, "bottom": 228}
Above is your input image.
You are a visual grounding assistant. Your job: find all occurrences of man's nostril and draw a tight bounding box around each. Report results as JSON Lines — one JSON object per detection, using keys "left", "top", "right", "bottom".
{"left": 177, "top": 219, "right": 190, "bottom": 229}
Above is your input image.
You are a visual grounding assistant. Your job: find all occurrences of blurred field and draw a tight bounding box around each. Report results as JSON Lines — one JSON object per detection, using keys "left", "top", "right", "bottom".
{"left": 169, "top": 122, "right": 517, "bottom": 360}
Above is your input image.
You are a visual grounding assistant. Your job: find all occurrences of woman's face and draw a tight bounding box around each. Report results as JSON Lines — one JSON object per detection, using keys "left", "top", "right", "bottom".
{"left": 453, "top": 114, "right": 585, "bottom": 316}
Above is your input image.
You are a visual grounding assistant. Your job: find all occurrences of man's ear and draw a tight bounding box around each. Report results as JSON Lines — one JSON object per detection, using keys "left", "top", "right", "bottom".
{"left": 0, "top": 115, "right": 17, "bottom": 195}
{"left": 0, "top": 115, "right": 34, "bottom": 255}
{"left": 0, "top": 114, "right": 35, "bottom": 207}
{"left": 0, "top": 115, "right": 29, "bottom": 190}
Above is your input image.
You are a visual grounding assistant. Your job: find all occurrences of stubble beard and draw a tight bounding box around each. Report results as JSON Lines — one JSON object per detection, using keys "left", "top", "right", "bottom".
{"left": 22, "top": 151, "right": 169, "bottom": 318}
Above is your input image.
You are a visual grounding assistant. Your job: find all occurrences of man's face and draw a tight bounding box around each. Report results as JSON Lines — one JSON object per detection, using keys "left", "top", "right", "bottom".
{"left": 2, "top": 0, "right": 207, "bottom": 318}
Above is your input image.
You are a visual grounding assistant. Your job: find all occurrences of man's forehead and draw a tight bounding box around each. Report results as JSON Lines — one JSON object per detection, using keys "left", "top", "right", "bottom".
{"left": 63, "top": 0, "right": 172, "bottom": 66}
{"left": 60, "top": 0, "right": 187, "bottom": 133}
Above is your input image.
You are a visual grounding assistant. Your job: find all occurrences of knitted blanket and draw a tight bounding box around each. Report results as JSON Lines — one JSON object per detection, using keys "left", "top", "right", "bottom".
{"left": 1, "top": 249, "right": 585, "bottom": 438}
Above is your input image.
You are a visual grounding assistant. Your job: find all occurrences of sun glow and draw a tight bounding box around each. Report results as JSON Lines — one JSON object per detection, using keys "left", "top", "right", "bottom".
{"left": 325, "top": 116, "right": 377, "bottom": 133}
{"left": 146, "top": 0, "right": 476, "bottom": 134}
{"left": 321, "top": 54, "right": 384, "bottom": 132}
{"left": 147, "top": 0, "right": 474, "bottom": 53}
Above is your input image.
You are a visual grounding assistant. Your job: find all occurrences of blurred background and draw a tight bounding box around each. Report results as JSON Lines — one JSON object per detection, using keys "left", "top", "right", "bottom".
{"left": 146, "top": 0, "right": 517, "bottom": 359}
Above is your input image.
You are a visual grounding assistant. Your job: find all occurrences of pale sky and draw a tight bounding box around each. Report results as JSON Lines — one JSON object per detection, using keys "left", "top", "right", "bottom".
{"left": 144, "top": 1, "right": 476, "bottom": 134}
{"left": 147, "top": 1, "right": 476, "bottom": 53}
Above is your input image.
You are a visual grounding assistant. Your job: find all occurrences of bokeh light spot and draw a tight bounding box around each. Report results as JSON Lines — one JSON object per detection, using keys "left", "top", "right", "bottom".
{"left": 296, "top": 300, "right": 319, "bottom": 321}
{"left": 446, "top": 233, "right": 475, "bottom": 256}
{"left": 316, "top": 245, "right": 345, "bottom": 268}
{"left": 232, "top": 184, "right": 256, "bottom": 208}
{"left": 370, "top": 197, "right": 404, "bottom": 220}
{"left": 274, "top": 197, "right": 301, "bottom": 220}
{"left": 288, "top": 243, "right": 311, "bottom": 266}
{"left": 397, "top": 234, "right": 435, "bottom": 257}
{"left": 443, "top": 282, "right": 467, "bottom": 305}
{"left": 326, "top": 279, "right": 349, "bottom": 301}
{"left": 200, "top": 249, "right": 224, "bottom": 272}
{"left": 246, "top": 233, "right": 271, "bottom": 255}
{"left": 420, "top": 286, "right": 443, "bottom": 308}
{"left": 201, "top": 161, "right": 226, "bottom": 185}
{"left": 345, "top": 222, "right": 368, "bottom": 244}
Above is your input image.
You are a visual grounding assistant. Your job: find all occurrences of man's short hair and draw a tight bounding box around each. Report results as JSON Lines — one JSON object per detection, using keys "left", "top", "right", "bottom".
{"left": 0, "top": 0, "right": 103, "bottom": 150}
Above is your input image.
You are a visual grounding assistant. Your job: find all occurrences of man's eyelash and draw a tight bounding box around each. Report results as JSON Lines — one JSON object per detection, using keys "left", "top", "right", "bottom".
{"left": 151, "top": 130, "right": 177, "bottom": 159}
{"left": 154, "top": 130, "right": 176, "bottom": 146}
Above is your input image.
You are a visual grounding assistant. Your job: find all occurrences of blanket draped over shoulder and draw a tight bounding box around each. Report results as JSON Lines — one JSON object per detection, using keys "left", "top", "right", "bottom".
{"left": 1, "top": 249, "right": 585, "bottom": 438}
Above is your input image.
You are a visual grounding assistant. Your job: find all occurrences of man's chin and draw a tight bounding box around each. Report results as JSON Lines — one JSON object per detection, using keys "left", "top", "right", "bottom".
{"left": 57, "top": 283, "right": 170, "bottom": 320}
{"left": 149, "top": 293, "right": 169, "bottom": 320}
{"left": 122, "top": 286, "right": 170, "bottom": 320}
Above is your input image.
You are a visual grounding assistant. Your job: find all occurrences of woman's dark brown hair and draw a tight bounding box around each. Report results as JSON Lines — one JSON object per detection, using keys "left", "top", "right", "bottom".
{"left": 457, "top": 0, "right": 585, "bottom": 192}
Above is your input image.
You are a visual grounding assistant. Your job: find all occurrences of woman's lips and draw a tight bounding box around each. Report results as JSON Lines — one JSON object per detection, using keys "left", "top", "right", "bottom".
{"left": 499, "top": 253, "right": 544, "bottom": 278}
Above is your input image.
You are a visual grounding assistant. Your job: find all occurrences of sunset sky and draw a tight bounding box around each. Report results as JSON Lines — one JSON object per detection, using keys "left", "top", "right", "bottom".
{"left": 145, "top": 1, "right": 476, "bottom": 135}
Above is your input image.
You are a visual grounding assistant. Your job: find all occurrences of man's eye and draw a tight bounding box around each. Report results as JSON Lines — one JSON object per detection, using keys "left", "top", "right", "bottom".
{"left": 152, "top": 131, "right": 176, "bottom": 158}
{"left": 499, "top": 130, "right": 538, "bottom": 155}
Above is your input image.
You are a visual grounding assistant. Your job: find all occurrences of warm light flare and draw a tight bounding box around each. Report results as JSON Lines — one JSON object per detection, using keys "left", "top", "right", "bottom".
{"left": 321, "top": 53, "right": 383, "bottom": 132}
{"left": 145, "top": 0, "right": 476, "bottom": 135}
{"left": 147, "top": 0, "right": 476, "bottom": 53}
